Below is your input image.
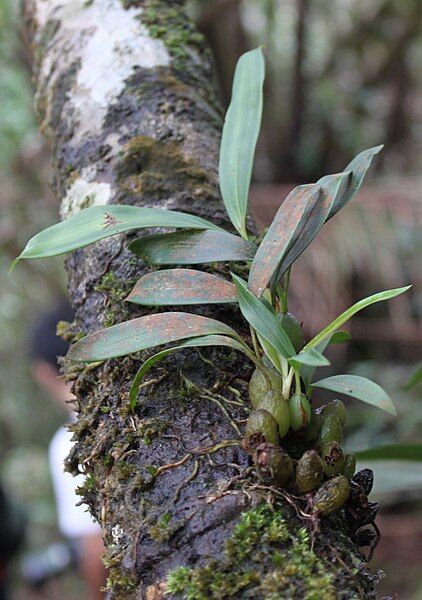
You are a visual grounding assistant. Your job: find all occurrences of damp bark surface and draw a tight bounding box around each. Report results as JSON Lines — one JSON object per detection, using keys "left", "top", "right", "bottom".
{"left": 22, "top": 2, "right": 381, "bottom": 598}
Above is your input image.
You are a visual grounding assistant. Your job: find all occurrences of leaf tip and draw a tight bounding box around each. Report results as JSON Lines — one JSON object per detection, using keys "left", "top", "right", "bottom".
{"left": 386, "top": 402, "right": 398, "bottom": 416}
{"left": 8, "top": 257, "right": 20, "bottom": 274}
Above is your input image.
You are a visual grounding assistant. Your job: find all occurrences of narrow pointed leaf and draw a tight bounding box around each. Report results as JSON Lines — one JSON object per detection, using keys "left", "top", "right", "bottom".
{"left": 14, "top": 205, "right": 223, "bottom": 263}
{"left": 288, "top": 348, "right": 330, "bottom": 368}
{"left": 67, "top": 312, "right": 241, "bottom": 362}
{"left": 355, "top": 444, "right": 422, "bottom": 462}
{"left": 129, "top": 335, "right": 256, "bottom": 410}
{"left": 219, "top": 47, "right": 265, "bottom": 238}
{"left": 305, "top": 286, "right": 411, "bottom": 350}
{"left": 232, "top": 274, "right": 295, "bottom": 358}
{"left": 128, "top": 230, "right": 256, "bottom": 265}
{"left": 301, "top": 332, "right": 349, "bottom": 392}
{"left": 326, "top": 145, "right": 384, "bottom": 220}
{"left": 257, "top": 334, "right": 283, "bottom": 375}
{"left": 126, "top": 269, "right": 237, "bottom": 306}
{"left": 274, "top": 173, "right": 350, "bottom": 283}
{"left": 312, "top": 374, "right": 397, "bottom": 415}
{"left": 248, "top": 184, "right": 320, "bottom": 297}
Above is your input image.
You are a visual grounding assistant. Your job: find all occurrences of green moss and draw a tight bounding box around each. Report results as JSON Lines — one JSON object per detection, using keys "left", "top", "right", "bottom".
{"left": 167, "top": 565, "right": 260, "bottom": 600}
{"left": 80, "top": 473, "right": 96, "bottom": 492}
{"left": 116, "top": 461, "right": 137, "bottom": 481}
{"left": 225, "top": 505, "right": 289, "bottom": 561}
{"left": 140, "top": 1, "right": 205, "bottom": 73}
{"left": 103, "top": 544, "right": 138, "bottom": 597}
{"left": 150, "top": 512, "right": 173, "bottom": 542}
{"left": 165, "top": 504, "right": 337, "bottom": 599}
{"left": 56, "top": 319, "right": 85, "bottom": 343}
{"left": 94, "top": 272, "right": 134, "bottom": 327}
{"left": 115, "top": 135, "right": 211, "bottom": 202}
{"left": 137, "top": 417, "right": 169, "bottom": 445}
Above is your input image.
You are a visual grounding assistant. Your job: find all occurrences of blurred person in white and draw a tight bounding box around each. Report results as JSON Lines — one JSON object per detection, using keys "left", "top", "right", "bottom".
{"left": 29, "top": 304, "right": 106, "bottom": 600}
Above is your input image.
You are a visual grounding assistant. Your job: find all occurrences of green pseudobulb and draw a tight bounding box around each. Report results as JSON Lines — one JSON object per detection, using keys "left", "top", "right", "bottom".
{"left": 296, "top": 450, "right": 324, "bottom": 493}
{"left": 313, "top": 476, "right": 350, "bottom": 516}
{"left": 248, "top": 365, "right": 282, "bottom": 408}
{"left": 318, "top": 414, "right": 343, "bottom": 447}
{"left": 321, "top": 441, "right": 345, "bottom": 477}
{"left": 343, "top": 453, "right": 357, "bottom": 478}
{"left": 278, "top": 312, "right": 304, "bottom": 353}
{"left": 318, "top": 399, "right": 346, "bottom": 427}
{"left": 246, "top": 409, "right": 280, "bottom": 446}
{"left": 253, "top": 443, "right": 293, "bottom": 486}
{"left": 256, "top": 390, "right": 290, "bottom": 438}
{"left": 288, "top": 393, "right": 311, "bottom": 431}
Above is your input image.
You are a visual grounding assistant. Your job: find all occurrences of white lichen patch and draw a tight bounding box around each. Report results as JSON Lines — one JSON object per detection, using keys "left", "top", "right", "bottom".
{"left": 61, "top": 177, "right": 112, "bottom": 219}
{"left": 34, "top": 0, "right": 170, "bottom": 143}
{"left": 111, "top": 523, "right": 125, "bottom": 545}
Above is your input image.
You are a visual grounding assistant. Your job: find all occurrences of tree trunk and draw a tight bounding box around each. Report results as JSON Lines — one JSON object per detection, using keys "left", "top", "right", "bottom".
{"left": 22, "top": 2, "right": 381, "bottom": 598}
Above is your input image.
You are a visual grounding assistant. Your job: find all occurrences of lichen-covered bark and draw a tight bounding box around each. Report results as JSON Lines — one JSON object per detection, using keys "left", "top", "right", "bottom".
{"left": 22, "top": 2, "right": 380, "bottom": 598}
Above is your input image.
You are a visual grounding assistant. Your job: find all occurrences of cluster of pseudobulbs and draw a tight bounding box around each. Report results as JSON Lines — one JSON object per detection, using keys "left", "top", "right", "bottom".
{"left": 244, "top": 314, "right": 355, "bottom": 516}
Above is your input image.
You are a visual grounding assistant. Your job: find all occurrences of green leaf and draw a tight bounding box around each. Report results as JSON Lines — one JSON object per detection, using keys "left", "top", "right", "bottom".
{"left": 301, "top": 337, "right": 331, "bottom": 394}
{"left": 273, "top": 173, "right": 350, "bottom": 285}
{"left": 129, "top": 335, "right": 256, "bottom": 410}
{"left": 249, "top": 173, "right": 348, "bottom": 296}
{"left": 128, "top": 230, "right": 256, "bottom": 265}
{"left": 300, "top": 332, "right": 349, "bottom": 392}
{"left": 13, "top": 205, "right": 223, "bottom": 265}
{"left": 326, "top": 145, "right": 383, "bottom": 220}
{"left": 403, "top": 364, "right": 422, "bottom": 391}
{"left": 288, "top": 348, "right": 330, "bottom": 368}
{"left": 329, "top": 331, "right": 351, "bottom": 344}
{"left": 257, "top": 334, "right": 283, "bottom": 375}
{"left": 311, "top": 374, "right": 397, "bottom": 415}
{"left": 219, "top": 47, "right": 265, "bottom": 238}
{"left": 67, "top": 312, "right": 242, "bottom": 362}
{"left": 355, "top": 444, "right": 422, "bottom": 462}
{"left": 126, "top": 269, "right": 237, "bottom": 306}
{"left": 305, "top": 286, "right": 411, "bottom": 350}
{"left": 248, "top": 183, "right": 320, "bottom": 297}
{"left": 231, "top": 274, "right": 295, "bottom": 359}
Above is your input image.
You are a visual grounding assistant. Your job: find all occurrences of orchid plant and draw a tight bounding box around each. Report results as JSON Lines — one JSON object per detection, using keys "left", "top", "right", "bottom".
{"left": 13, "top": 47, "right": 409, "bottom": 418}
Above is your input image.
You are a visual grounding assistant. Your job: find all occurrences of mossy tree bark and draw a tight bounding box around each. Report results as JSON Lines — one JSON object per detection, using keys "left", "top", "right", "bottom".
{"left": 22, "top": 1, "right": 380, "bottom": 598}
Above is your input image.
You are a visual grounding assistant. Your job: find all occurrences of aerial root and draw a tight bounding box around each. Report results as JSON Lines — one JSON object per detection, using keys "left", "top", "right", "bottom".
{"left": 198, "top": 393, "right": 241, "bottom": 434}
{"left": 154, "top": 440, "right": 241, "bottom": 481}
{"left": 154, "top": 453, "right": 191, "bottom": 477}
{"left": 173, "top": 458, "right": 202, "bottom": 502}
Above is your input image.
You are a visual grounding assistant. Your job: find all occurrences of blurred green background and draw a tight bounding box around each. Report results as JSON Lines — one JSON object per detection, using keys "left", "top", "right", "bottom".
{"left": 0, "top": 0, "right": 421, "bottom": 598}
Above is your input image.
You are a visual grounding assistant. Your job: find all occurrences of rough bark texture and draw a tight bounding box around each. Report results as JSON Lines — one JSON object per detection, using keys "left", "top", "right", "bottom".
{"left": 22, "top": 1, "right": 381, "bottom": 598}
